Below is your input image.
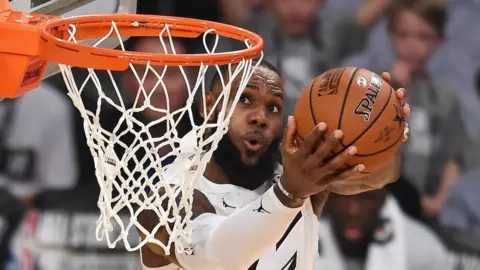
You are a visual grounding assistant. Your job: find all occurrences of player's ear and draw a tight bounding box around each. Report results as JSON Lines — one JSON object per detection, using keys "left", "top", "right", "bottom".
{"left": 200, "top": 91, "right": 217, "bottom": 122}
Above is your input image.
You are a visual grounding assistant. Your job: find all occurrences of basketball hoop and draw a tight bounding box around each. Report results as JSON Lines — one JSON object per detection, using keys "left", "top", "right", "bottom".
{"left": 0, "top": 4, "right": 263, "bottom": 255}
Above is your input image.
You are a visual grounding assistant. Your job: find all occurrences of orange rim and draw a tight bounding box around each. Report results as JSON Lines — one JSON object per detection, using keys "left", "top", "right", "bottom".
{"left": 38, "top": 14, "right": 264, "bottom": 70}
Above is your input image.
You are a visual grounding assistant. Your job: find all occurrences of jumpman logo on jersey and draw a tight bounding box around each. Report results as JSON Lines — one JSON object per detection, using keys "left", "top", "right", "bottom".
{"left": 222, "top": 198, "right": 236, "bottom": 209}
{"left": 253, "top": 197, "right": 271, "bottom": 214}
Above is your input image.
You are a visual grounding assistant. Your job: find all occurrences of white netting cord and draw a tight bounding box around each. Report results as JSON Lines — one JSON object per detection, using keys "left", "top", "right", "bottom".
{"left": 57, "top": 21, "right": 262, "bottom": 254}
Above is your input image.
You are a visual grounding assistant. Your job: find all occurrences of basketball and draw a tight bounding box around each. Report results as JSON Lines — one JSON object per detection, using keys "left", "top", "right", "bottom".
{"left": 294, "top": 67, "right": 405, "bottom": 174}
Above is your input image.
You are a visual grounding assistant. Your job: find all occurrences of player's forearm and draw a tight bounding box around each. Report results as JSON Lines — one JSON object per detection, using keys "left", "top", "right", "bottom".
{"left": 177, "top": 186, "right": 301, "bottom": 270}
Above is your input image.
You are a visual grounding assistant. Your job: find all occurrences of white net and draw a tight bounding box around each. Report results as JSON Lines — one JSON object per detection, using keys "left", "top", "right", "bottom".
{"left": 56, "top": 21, "right": 262, "bottom": 254}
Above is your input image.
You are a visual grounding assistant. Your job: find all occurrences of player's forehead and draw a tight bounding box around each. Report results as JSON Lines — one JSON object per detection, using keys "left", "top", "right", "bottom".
{"left": 246, "top": 66, "right": 284, "bottom": 94}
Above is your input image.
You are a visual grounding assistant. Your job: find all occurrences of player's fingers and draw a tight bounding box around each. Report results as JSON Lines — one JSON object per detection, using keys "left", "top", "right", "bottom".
{"left": 395, "top": 88, "right": 408, "bottom": 100}
{"left": 381, "top": 72, "right": 392, "bottom": 84}
{"left": 319, "top": 146, "right": 357, "bottom": 176}
{"left": 333, "top": 164, "right": 366, "bottom": 181}
{"left": 321, "top": 164, "right": 366, "bottom": 188}
{"left": 309, "top": 130, "right": 343, "bottom": 163}
{"left": 299, "top": 122, "right": 327, "bottom": 158}
{"left": 402, "top": 103, "right": 411, "bottom": 117}
{"left": 282, "top": 116, "right": 297, "bottom": 154}
{"left": 402, "top": 122, "right": 410, "bottom": 143}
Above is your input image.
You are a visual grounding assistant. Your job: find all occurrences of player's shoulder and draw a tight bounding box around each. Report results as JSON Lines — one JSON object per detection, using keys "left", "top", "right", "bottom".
{"left": 404, "top": 216, "right": 449, "bottom": 268}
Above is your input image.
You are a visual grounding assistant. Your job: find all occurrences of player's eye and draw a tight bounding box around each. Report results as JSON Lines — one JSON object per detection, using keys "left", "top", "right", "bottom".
{"left": 239, "top": 95, "right": 251, "bottom": 104}
{"left": 268, "top": 104, "right": 280, "bottom": 113}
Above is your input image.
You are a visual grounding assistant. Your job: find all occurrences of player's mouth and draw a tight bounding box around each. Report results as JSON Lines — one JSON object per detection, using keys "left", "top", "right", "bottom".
{"left": 243, "top": 133, "right": 266, "bottom": 152}
{"left": 244, "top": 139, "right": 264, "bottom": 152}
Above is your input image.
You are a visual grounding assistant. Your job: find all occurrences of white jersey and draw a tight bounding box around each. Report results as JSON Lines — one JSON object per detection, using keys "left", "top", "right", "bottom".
{"left": 192, "top": 166, "right": 320, "bottom": 270}
{"left": 141, "top": 164, "right": 320, "bottom": 270}
{"left": 145, "top": 163, "right": 319, "bottom": 270}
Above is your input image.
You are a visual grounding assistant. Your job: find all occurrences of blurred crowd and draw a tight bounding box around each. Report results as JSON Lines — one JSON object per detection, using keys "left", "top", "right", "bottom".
{"left": 1, "top": 0, "right": 480, "bottom": 269}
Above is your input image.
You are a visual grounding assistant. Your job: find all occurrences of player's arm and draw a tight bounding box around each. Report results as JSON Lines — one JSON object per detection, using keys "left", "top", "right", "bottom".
{"left": 139, "top": 189, "right": 216, "bottom": 267}
{"left": 139, "top": 185, "right": 304, "bottom": 270}
{"left": 326, "top": 152, "right": 402, "bottom": 197}
{"left": 311, "top": 153, "right": 400, "bottom": 217}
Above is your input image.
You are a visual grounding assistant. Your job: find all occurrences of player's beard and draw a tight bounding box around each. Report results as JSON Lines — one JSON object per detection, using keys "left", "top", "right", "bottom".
{"left": 213, "top": 134, "right": 280, "bottom": 190}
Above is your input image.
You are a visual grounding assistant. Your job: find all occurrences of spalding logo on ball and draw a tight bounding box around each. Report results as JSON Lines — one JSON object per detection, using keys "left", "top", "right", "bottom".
{"left": 294, "top": 67, "right": 405, "bottom": 174}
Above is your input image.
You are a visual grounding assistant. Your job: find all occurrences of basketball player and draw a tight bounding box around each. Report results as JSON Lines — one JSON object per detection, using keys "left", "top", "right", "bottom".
{"left": 318, "top": 188, "right": 448, "bottom": 270}
{"left": 139, "top": 61, "right": 410, "bottom": 270}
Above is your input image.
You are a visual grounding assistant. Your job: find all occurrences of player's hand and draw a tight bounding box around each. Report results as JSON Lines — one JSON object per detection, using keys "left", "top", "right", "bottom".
{"left": 327, "top": 153, "right": 400, "bottom": 195}
{"left": 381, "top": 72, "right": 411, "bottom": 143}
{"left": 279, "top": 116, "right": 364, "bottom": 199}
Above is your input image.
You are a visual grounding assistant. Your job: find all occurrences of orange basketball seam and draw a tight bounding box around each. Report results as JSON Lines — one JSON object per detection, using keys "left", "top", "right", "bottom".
{"left": 308, "top": 76, "right": 321, "bottom": 127}
{"left": 337, "top": 68, "right": 360, "bottom": 148}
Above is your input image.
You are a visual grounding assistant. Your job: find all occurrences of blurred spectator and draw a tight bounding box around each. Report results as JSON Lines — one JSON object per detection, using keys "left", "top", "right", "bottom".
{"left": 218, "top": 0, "right": 392, "bottom": 118}
{"left": 371, "top": 0, "right": 467, "bottom": 218}
{"left": 7, "top": 198, "right": 140, "bottom": 270}
{"left": 120, "top": 37, "right": 201, "bottom": 270}
{"left": 318, "top": 189, "right": 448, "bottom": 270}
{"left": 438, "top": 168, "right": 480, "bottom": 253}
{"left": 0, "top": 189, "right": 23, "bottom": 268}
{"left": 343, "top": 0, "right": 480, "bottom": 141}
{"left": 436, "top": 72, "right": 480, "bottom": 254}
{"left": 457, "top": 69, "right": 480, "bottom": 171}
{"left": 120, "top": 37, "right": 195, "bottom": 159}
{"left": 138, "top": 0, "right": 221, "bottom": 23}
{"left": 122, "top": 38, "right": 192, "bottom": 120}
{"left": 0, "top": 83, "right": 78, "bottom": 207}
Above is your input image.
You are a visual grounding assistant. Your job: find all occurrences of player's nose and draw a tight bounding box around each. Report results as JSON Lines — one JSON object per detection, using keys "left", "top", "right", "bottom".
{"left": 248, "top": 107, "right": 268, "bottom": 128}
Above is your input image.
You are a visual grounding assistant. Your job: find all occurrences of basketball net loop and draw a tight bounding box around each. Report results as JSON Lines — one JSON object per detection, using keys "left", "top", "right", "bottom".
{"left": 56, "top": 19, "right": 262, "bottom": 254}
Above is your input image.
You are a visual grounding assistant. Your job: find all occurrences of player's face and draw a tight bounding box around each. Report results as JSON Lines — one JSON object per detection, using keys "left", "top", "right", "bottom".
{"left": 123, "top": 39, "right": 190, "bottom": 120}
{"left": 326, "top": 189, "right": 387, "bottom": 255}
{"left": 390, "top": 9, "right": 441, "bottom": 71}
{"left": 226, "top": 67, "right": 284, "bottom": 165}
{"left": 272, "top": 0, "right": 324, "bottom": 36}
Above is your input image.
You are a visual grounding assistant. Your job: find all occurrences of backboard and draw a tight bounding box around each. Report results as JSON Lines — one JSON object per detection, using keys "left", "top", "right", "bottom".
{"left": 7, "top": 0, "right": 137, "bottom": 78}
